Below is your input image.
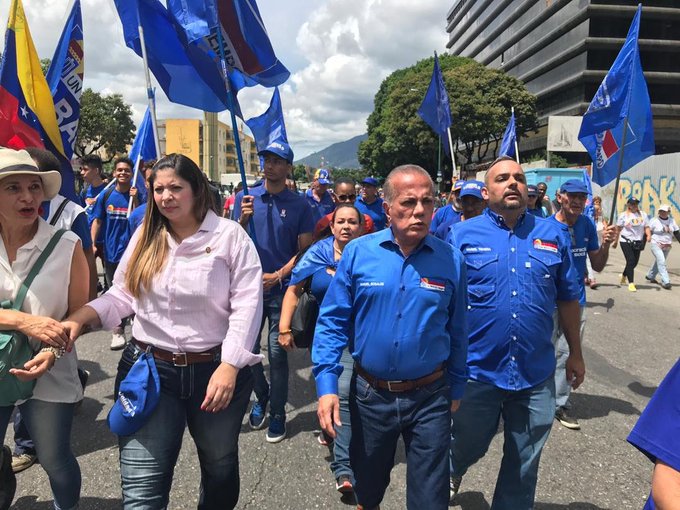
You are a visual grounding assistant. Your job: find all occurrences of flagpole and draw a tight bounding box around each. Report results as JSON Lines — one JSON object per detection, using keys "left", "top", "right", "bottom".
{"left": 447, "top": 127, "right": 456, "bottom": 177}
{"left": 608, "top": 117, "right": 630, "bottom": 225}
{"left": 128, "top": 153, "right": 143, "bottom": 216}
{"left": 437, "top": 134, "right": 441, "bottom": 191}
{"left": 136, "top": 13, "right": 161, "bottom": 158}
{"left": 512, "top": 107, "right": 520, "bottom": 164}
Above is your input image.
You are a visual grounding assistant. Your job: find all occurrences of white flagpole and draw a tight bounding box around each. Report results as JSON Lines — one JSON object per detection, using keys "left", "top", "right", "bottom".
{"left": 447, "top": 127, "right": 457, "bottom": 177}
{"left": 512, "top": 106, "right": 520, "bottom": 163}
{"left": 127, "top": 153, "right": 143, "bottom": 217}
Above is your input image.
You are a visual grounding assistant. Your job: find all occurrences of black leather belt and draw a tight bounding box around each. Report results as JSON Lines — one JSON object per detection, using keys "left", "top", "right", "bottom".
{"left": 355, "top": 362, "right": 444, "bottom": 393}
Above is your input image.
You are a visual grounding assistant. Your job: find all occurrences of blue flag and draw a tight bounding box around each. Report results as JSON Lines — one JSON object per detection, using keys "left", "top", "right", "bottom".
{"left": 114, "top": 0, "right": 230, "bottom": 113}
{"left": 418, "top": 52, "right": 452, "bottom": 153}
{"left": 167, "top": 0, "right": 290, "bottom": 88}
{"left": 128, "top": 106, "right": 157, "bottom": 204}
{"left": 499, "top": 110, "right": 517, "bottom": 159}
{"left": 46, "top": 0, "right": 83, "bottom": 161}
{"left": 578, "top": 4, "right": 654, "bottom": 186}
{"left": 246, "top": 87, "right": 287, "bottom": 153}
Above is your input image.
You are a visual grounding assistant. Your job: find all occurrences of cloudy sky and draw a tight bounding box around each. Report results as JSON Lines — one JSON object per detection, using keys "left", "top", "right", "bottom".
{"left": 0, "top": 0, "right": 451, "bottom": 158}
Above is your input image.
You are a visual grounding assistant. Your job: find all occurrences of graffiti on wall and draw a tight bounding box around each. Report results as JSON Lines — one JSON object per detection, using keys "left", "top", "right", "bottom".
{"left": 614, "top": 176, "right": 680, "bottom": 218}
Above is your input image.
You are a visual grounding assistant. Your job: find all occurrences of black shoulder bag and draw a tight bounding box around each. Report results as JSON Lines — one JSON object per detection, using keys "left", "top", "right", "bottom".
{"left": 290, "top": 276, "right": 319, "bottom": 349}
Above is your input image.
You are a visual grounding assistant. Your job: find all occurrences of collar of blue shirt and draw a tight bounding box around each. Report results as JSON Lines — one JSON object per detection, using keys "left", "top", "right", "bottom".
{"left": 377, "top": 227, "right": 436, "bottom": 256}
{"left": 485, "top": 207, "right": 528, "bottom": 230}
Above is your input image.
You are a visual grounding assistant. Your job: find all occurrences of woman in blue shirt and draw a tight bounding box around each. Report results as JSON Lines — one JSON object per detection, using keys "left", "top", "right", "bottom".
{"left": 278, "top": 204, "right": 364, "bottom": 496}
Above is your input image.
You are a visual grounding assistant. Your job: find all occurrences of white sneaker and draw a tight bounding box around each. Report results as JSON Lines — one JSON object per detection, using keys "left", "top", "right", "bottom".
{"left": 110, "top": 332, "right": 126, "bottom": 351}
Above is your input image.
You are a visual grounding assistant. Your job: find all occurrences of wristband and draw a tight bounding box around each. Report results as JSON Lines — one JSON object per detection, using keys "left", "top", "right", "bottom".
{"left": 279, "top": 329, "right": 292, "bottom": 335}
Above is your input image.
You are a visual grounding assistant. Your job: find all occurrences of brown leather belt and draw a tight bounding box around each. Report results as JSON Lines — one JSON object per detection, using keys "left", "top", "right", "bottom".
{"left": 354, "top": 362, "right": 444, "bottom": 393}
{"left": 132, "top": 338, "right": 220, "bottom": 367}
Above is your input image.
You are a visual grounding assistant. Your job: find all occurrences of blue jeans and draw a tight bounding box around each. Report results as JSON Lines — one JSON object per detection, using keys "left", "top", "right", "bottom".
{"left": 647, "top": 243, "right": 672, "bottom": 285}
{"left": 116, "top": 342, "right": 253, "bottom": 510}
{"left": 450, "top": 377, "right": 555, "bottom": 510}
{"left": 330, "top": 349, "right": 354, "bottom": 480}
{"left": 553, "top": 306, "right": 586, "bottom": 410}
{"left": 251, "top": 293, "right": 288, "bottom": 419}
{"left": 349, "top": 372, "right": 451, "bottom": 509}
{"left": 0, "top": 400, "right": 80, "bottom": 510}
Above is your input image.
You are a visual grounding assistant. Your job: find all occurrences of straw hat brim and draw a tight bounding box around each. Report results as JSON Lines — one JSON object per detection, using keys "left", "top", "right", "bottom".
{"left": 0, "top": 169, "right": 61, "bottom": 200}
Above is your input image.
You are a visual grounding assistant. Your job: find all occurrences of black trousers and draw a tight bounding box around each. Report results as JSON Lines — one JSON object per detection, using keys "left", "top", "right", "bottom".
{"left": 620, "top": 241, "right": 642, "bottom": 282}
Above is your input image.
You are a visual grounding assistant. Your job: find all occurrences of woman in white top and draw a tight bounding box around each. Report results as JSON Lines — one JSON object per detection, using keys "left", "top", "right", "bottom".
{"left": 613, "top": 197, "right": 650, "bottom": 292}
{"left": 63, "top": 154, "right": 263, "bottom": 510}
{"left": 0, "top": 148, "right": 88, "bottom": 510}
{"left": 645, "top": 204, "right": 680, "bottom": 289}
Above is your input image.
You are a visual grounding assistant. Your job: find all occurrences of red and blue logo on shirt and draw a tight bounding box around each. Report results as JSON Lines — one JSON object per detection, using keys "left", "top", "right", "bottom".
{"left": 533, "top": 239, "right": 558, "bottom": 253}
{"left": 420, "top": 277, "right": 446, "bottom": 292}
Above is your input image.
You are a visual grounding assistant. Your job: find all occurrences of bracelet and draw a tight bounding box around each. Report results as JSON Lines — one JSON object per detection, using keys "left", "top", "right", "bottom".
{"left": 275, "top": 269, "right": 283, "bottom": 289}
{"left": 279, "top": 329, "right": 292, "bottom": 335}
{"left": 39, "top": 346, "right": 64, "bottom": 359}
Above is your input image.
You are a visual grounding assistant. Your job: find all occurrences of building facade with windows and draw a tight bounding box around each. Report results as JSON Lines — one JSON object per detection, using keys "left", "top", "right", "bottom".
{"left": 446, "top": 0, "right": 680, "bottom": 153}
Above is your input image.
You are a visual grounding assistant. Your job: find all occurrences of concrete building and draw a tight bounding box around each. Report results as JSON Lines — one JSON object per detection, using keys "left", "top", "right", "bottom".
{"left": 157, "top": 114, "right": 260, "bottom": 183}
{"left": 446, "top": 1, "right": 680, "bottom": 154}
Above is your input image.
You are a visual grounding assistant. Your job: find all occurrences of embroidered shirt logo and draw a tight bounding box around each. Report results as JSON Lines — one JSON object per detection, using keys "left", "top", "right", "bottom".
{"left": 420, "top": 278, "right": 446, "bottom": 292}
{"left": 280, "top": 209, "right": 287, "bottom": 218}
{"left": 359, "top": 281, "right": 385, "bottom": 287}
{"left": 533, "top": 239, "right": 558, "bottom": 253}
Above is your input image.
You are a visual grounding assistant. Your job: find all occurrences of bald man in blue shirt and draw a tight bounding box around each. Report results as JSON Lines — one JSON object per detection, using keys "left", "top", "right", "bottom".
{"left": 447, "top": 157, "right": 583, "bottom": 510}
{"left": 314, "top": 165, "right": 468, "bottom": 510}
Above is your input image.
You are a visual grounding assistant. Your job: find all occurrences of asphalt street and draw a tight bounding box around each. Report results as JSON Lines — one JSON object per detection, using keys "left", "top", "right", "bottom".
{"left": 4, "top": 245, "right": 680, "bottom": 509}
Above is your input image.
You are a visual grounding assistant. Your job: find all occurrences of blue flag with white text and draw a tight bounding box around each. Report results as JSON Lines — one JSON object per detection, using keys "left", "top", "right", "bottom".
{"left": 418, "top": 52, "right": 452, "bottom": 154}
{"left": 578, "top": 4, "right": 654, "bottom": 186}
{"left": 167, "top": 0, "right": 290, "bottom": 88}
{"left": 128, "top": 107, "right": 157, "bottom": 204}
{"left": 46, "top": 0, "right": 83, "bottom": 161}
{"left": 114, "top": 0, "right": 231, "bottom": 112}
{"left": 499, "top": 110, "right": 517, "bottom": 159}
{"left": 246, "top": 87, "right": 287, "bottom": 153}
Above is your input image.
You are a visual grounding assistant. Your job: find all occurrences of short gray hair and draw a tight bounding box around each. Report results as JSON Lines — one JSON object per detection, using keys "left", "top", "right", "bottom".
{"left": 383, "top": 165, "right": 435, "bottom": 204}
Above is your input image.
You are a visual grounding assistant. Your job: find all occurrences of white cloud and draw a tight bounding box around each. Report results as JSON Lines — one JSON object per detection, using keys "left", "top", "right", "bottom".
{"left": 0, "top": 0, "right": 450, "bottom": 158}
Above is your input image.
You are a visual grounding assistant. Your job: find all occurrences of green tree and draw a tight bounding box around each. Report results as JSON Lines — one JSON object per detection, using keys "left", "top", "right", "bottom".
{"left": 358, "top": 54, "right": 538, "bottom": 179}
{"left": 75, "top": 88, "right": 136, "bottom": 161}
{"left": 40, "top": 58, "right": 51, "bottom": 76}
{"left": 292, "top": 164, "right": 308, "bottom": 182}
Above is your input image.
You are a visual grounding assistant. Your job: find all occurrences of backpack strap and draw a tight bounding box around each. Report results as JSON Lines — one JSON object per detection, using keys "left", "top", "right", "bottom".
{"left": 49, "top": 197, "right": 70, "bottom": 226}
{"left": 11, "top": 229, "right": 68, "bottom": 311}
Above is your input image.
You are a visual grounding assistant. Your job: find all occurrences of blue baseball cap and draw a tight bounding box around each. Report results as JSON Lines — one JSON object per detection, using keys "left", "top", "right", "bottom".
{"left": 459, "top": 180, "right": 484, "bottom": 200}
{"left": 527, "top": 184, "right": 538, "bottom": 196}
{"left": 258, "top": 141, "right": 294, "bottom": 163}
{"left": 453, "top": 179, "right": 465, "bottom": 192}
{"left": 559, "top": 179, "right": 589, "bottom": 194}
{"left": 314, "top": 168, "right": 332, "bottom": 185}
{"left": 361, "top": 177, "right": 379, "bottom": 187}
{"left": 107, "top": 352, "right": 160, "bottom": 436}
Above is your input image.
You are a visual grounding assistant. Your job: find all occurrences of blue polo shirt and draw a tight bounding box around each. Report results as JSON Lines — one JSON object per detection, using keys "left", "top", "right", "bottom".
{"left": 355, "top": 196, "right": 387, "bottom": 231}
{"left": 448, "top": 209, "right": 580, "bottom": 391}
{"left": 433, "top": 213, "right": 462, "bottom": 240}
{"left": 527, "top": 206, "right": 546, "bottom": 218}
{"left": 430, "top": 204, "right": 461, "bottom": 234}
{"left": 82, "top": 183, "right": 107, "bottom": 244}
{"left": 233, "top": 184, "right": 314, "bottom": 294}
{"left": 128, "top": 203, "right": 147, "bottom": 236}
{"left": 547, "top": 214, "right": 599, "bottom": 306}
{"left": 313, "top": 228, "right": 469, "bottom": 401}
{"left": 628, "top": 358, "right": 680, "bottom": 510}
{"left": 91, "top": 188, "right": 131, "bottom": 264}
{"left": 305, "top": 188, "right": 335, "bottom": 224}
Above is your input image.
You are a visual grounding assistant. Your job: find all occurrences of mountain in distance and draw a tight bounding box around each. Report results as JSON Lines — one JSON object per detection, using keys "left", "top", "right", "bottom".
{"left": 295, "top": 133, "right": 367, "bottom": 169}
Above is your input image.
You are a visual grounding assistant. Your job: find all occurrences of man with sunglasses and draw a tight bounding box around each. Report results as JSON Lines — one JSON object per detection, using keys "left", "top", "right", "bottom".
{"left": 313, "top": 177, "right": 374, "bottom": 240}
{"left": 548, "top": 179, "right": 616, "bottom": 430}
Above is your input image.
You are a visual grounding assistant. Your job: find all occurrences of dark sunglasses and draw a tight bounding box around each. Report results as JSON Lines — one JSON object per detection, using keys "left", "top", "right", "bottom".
{"left": 336, "top": 194, "right": 356, "bottom": 201}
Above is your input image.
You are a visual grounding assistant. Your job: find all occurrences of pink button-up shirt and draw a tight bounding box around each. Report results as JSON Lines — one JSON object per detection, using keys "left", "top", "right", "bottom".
{"left": 89, "top": 210, "right": 263, "bottom": 368}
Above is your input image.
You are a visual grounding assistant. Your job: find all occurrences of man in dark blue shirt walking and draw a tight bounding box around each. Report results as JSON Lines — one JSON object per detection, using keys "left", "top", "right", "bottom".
{"left": 448, "top": 157, "right": 583, "bottom": 510}
{"left": 314, "top": 165, "right": 468, "bottom": 510}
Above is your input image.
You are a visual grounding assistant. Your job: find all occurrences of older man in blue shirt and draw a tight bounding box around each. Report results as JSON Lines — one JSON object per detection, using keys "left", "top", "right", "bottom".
{"left": 314, "top": 165, "right": 468, "bottom": 510}
{"left": 234, "top": 141, "right": 314, "bottom": 443}
{"left": 447, "top": 157, "right": 583, "bottom": 510}
{"left": 355, "top": 176, "right": 387, "bottom": 230}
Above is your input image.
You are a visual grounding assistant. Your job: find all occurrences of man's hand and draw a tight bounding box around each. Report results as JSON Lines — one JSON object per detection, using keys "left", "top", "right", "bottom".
{"left": 202, "top": 363, "right": 239, "bottom": 413}
{"left": 601, "top": 224, "right": 617, "bottom": 245}
{"left": 317, "top": 394, "right": 341, "bottom": 439}
{"left": 566, "top": 353, "right": 586, "bottom": 390}
{"left": 263, "top": 272, "right": 280, "bottom": 290}
{"left": 451, "top": 399, "right": 461, "bottom": 413}
{"left": 239, "top": 195, "right": 254, "bottom": 227}
{"left": 129, "top": 186, "right": 138, "bottom": 198}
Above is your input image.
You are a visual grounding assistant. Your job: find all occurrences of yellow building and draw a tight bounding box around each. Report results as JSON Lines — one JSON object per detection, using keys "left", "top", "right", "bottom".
{"left": 157, "top": 114, "right": 260, "bottom": 183}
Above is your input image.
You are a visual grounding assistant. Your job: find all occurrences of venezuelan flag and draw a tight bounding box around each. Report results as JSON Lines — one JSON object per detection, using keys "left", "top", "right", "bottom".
{"left": 0, "top": 0, "right": 77, "bottom": 200}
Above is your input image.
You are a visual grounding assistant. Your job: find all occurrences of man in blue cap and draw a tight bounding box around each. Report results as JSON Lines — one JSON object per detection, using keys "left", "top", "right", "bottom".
{"left": 355, "top": 176, "right": 387, "bottom": 230}
{"left": 526, "top": 185, "right": 546, "bottom": 218}
{"left": 548, "top": 179, "right": 616, "bottom": 430}
{"left": 447, "top": 157, "right": 583, "bottom": 509}
{"left": 435, "top": 180, "right": 485, "bottom": 239}
{"left": 234, "top": 140, "right": 314, "bottom": 443}
{"left": 430, "top": 179, "right": 464, "bottom": 234}
{"left": 306, "top": 168, "right": 335, "bottom": 224}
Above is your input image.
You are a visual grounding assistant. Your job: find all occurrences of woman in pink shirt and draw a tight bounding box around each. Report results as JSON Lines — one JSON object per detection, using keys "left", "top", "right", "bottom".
{"left": 63, "top": 154, "right": 263, "bottom": 509}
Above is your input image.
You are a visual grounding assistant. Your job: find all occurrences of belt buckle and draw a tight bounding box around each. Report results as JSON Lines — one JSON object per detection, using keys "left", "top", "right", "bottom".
{"left": 386, "top": 380, "right": 403, "bottom": 392}
{"left": 173, "top": 352, "right": 188, "bottom": 367}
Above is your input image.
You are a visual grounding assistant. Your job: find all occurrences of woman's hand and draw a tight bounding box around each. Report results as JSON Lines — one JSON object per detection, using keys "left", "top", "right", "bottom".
{"left": 61, "top": 320, "right": 85, "bottom": 353}
{"left": 9, "top": 351, "right": 56, "bottom": 381}
{"left": 17, "top": 314, "right": 69, "bottom": 348}
{"left": 278, "top": 331, "right": 295, "bottom": 352}
{"left": 201, "top": 362, "right": 239, "bottom": 413}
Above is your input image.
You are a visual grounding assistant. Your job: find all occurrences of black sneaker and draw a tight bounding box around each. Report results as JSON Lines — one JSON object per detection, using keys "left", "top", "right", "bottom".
{"left": 335, "top": 474, "right": 353, "bottom": 494}
{"left": 645, "top": 275, "right": 658, "bottom": 284}
{"left": 662, "top": 283, "right": 672, "bottom": 290}
{"left": 555, "top": 408, "right": 581, "bottom": 430}
{"left": 450, "top": 475, "right": 462, "bottom": 501}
